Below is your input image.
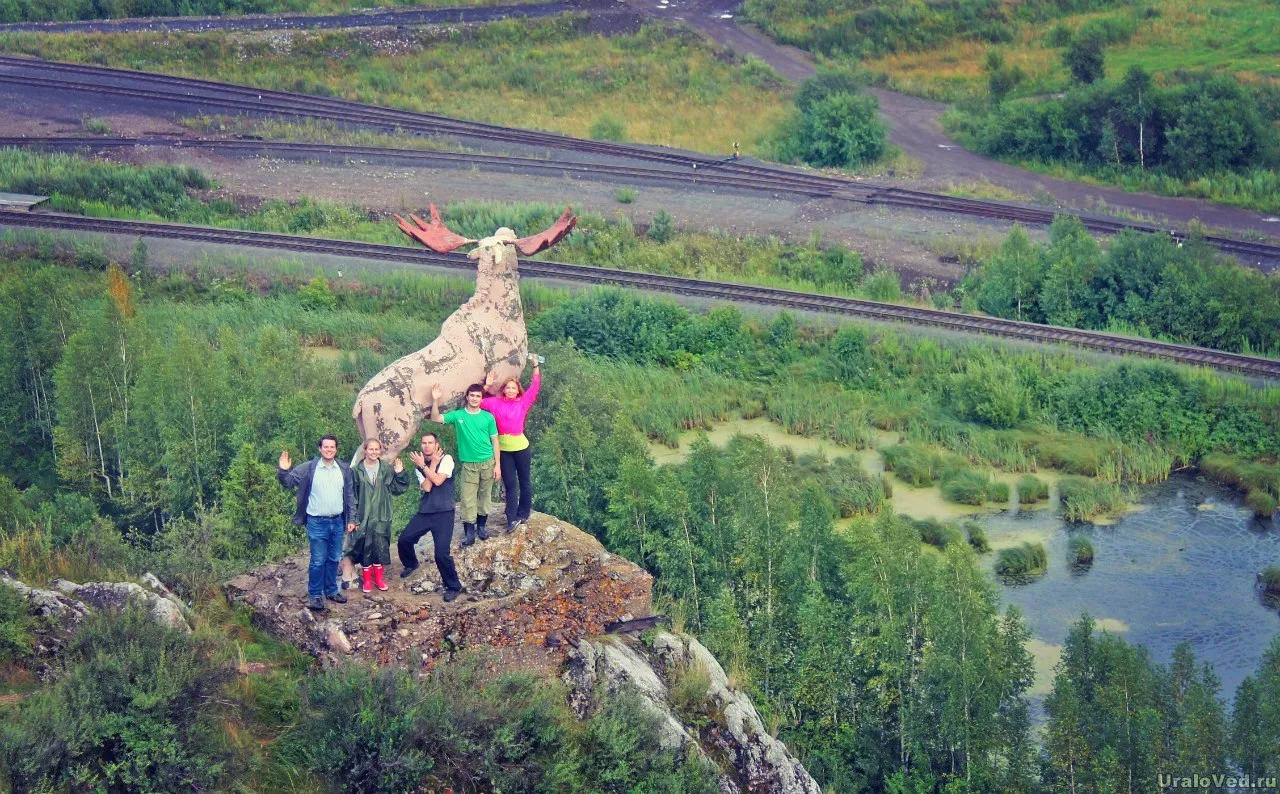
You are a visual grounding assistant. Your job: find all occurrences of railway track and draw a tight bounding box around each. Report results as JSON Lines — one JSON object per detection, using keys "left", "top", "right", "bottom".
{"left": 4, "top": 210, "right": 1277, "bottom": 379}
{"left": 1, "top": 54, "right": 1278, "bottom": 263}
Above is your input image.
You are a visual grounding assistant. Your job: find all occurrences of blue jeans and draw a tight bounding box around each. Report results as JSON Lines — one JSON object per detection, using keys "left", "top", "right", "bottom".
{"left": 306, "top": 515, "right": 344, "bottom": 599}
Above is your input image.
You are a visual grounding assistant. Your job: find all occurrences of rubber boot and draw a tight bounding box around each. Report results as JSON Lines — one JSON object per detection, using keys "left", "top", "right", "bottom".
{"left": 361, "top": 566, "right": 373, "bottom": 593}
{"left": 372, "top": 565, "right": 388, "bottom": 592}
{"left": 477, "top": 514, "right": 490, "bottom": 541}
{"left": 462, "top": 522, "right": 477, "bottom": 547}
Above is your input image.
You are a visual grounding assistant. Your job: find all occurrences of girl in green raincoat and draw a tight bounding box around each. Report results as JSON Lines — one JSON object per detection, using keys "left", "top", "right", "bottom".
{"left": 348, "top": 438, "right": 411, "bottom": 592}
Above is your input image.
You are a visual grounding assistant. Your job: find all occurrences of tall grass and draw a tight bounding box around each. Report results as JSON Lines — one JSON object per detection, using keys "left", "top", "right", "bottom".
{"left": 939, "top": 469, "right": 1008, "bottom": 505}
{"left": 1058, "top": 476, "right": 1130, "bottom": 523}
{"left": 994, "top": 542, "right": 1048, "bottom": 579}
{"left": 1016, "top": 475, "right": 1049, "bottom": 504}
{"left": 1068, "top": 535, "right": 1095, "bottom": 567}
{"left": 0, "top": 19, "right": 791, "bottom": 156}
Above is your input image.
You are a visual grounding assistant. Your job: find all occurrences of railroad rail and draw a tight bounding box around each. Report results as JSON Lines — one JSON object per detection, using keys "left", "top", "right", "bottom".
{"left": 3, "top": 210, "right": 1277, "bottom": 379}
{"left": 1, "top": 55, "right": 1278, "bottom": 263}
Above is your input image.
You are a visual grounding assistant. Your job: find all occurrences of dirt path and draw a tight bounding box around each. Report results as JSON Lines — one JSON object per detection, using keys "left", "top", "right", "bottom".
{"left": 654, "top": 0, "right": 1280, "bottom": 240}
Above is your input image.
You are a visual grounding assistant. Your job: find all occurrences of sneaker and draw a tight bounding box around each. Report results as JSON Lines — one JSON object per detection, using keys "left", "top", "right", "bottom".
{"left": 326, "top": 592, "right": 348, "bottom": 604}
{"left": 506, "top": 521, "right": 520, "bottom": 534}
{"left": 399, "top": 565, "right": 419, "bottom": 579}
{"left": 443, "top": 588, "right": 463, "bottom": 603}
{"left": 307, "top": 597, "right": 327, "bottom": 611}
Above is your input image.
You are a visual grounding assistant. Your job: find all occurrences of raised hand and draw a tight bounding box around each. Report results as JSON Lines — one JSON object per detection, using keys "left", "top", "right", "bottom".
{"left": 484, "top": 369, "right": 496, "bottom": 387}
{"left": 279, "top": 450, "right": 292, "bottom": 470}
{"left": 409, "top": 451, "right": 426, "bottom": 469}
{"left": 430, "top": 383, "right": 442, "bottom": 403}
{"left": 393, "top": 457, "right": 404, "bottom": 473}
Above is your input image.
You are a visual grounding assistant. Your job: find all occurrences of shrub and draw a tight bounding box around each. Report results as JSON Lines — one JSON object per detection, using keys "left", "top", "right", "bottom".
{"left": 298, "top": 275, "right": 337, "bottom": 311}
{"left": 648, "top": 209, "right": 676, "bottom": 244}
{"left": 861, "top": 266, "right": 902, "bottom": 301}
{"left": 994, "top": 542, "right": 1048, "bottom": 578}
{"left": 589, "top": 115, "right": 627, "bottom": 142}
{"left": 614, "top": 187, "right": 637, "bottom": 204}
{"left": 1017, "top": 475, "right": 1049, "bottom": 504}
{"left": 279, "top": 656, "right": 717, "bottom": 793}
{"left": 0, "top": 584, "right": 33, "bottom": 662}
{"left": 913, "top": 518, "right": 962, "bottom": 548}
{"left": 965, "top": 521, "right": 990, "bottom": 553}
{"left": 1246, "top": 490, "right": 1277, "bottom": 518}
{"left": 1068, "top": 535, "right": 1095, "bottom": 566}
{"left": 0, "top": 608, "right": 232, "bottom": 791}
{"left": 774, "top": 83, "right": 886, "bottom": 168}
{"left": 1261, "top": 566, "right": 1280, "bottom": 595}
{"left": 1064, "top": 35, "right": 1105, "bottom": 84}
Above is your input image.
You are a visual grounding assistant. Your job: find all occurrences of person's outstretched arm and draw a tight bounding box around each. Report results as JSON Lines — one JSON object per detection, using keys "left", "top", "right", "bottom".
{"left": 428, "top": 384, "right": 444, "bottom": 423}
{"left": 521, "top": 362, "right": 541, "bottom": 408}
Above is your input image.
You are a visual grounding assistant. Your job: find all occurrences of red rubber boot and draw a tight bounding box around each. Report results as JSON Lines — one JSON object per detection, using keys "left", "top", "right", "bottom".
{"left": 372, "top": 565, "right": 388, "bottom": 592}
{"left": 361, "top": 566, "right": 373, "bottom": 593}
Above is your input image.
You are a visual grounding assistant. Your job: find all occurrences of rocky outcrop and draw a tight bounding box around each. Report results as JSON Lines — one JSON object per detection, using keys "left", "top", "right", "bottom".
{"left": 0, "top": 571, "right": 193, "bottom": 675}
{"left": 225, "top": 513, "right": 653, "bottom": 670}
{"left": 564, "top": 632, "right": 822, "bottom": 794}
{"left": 224, "top": 511, "right": 819, "bottom": 792}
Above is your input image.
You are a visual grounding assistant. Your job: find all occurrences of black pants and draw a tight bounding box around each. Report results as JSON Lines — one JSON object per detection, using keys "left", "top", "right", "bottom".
{"left": 397, "top": 511, "right": 461, "bottom": 592}
{"left": 500, "top": 447, "right": 533, "bottom": 527}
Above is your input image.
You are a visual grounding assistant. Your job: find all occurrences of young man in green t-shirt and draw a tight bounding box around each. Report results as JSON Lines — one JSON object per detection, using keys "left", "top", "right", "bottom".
{"left": 429, "top": 382, "right": 501, "bottom": 546}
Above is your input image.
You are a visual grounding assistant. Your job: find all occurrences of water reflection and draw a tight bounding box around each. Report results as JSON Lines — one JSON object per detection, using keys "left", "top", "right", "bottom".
{"left": 984, "top": 474, "right": 1279, "bottom": 711}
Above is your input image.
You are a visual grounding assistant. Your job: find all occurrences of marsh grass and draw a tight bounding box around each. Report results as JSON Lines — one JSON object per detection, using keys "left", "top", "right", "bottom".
{"left": 1199, "top": 453, "right": 1280, "bottom": 500}
{"left": 1261, "top": 566, "right": 1280, "bottom": 595}
{"left": 1016, "top": 475, "right": 1049, "bottom": 504}
{"left": 912, "top": 518, "right": 962, "bottom": 549}
{"left": 964, "top": 521, "right": 990, "bottom": 553}
{"left": 0, "top": 19, "right": 791, "bottom": 156}
{"left": 1246, "top": 490, "right": 1278, "bottom": 518}
{"left": 1068, "top": 535, "right": 1095, "bottom": 566}
{"left": 1058, "top": 475, "right": 1130, "bottom": 523}
{"left": 939, "top": 468, "right": 1007, "bottom": 505}
{"left": 994, "top": 542, "right": 1049, "bottom": 579}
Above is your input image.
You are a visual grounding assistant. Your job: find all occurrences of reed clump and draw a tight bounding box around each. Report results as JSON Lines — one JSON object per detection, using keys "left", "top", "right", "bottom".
{"left": 994, "top": 542, "right": 1048, "bottom": 579}
{"left": 1017, "top": 475, "right": 1049, "bottom": 504}
{"left": 964, "top": 521, "right": 990, "bottom": 553}
{"left": 939, "top": 469, "right": 1008, "bottom": 505}
{"left": 912, "top": 518, "right": 962, "bottom": 549}
{"left": 1068, "top": 535, "right": 1095, "bottom": 566}
{"left": 1058, "top": 476, "right": 1130, "bottom": 523}
{"left": 1260, "top": 566, "right": 1280, "bottom": 595}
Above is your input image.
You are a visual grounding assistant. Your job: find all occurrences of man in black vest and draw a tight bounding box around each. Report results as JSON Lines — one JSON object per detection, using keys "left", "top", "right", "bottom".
{"left": 398, "top": 432, "right": 464, "bottom": 602}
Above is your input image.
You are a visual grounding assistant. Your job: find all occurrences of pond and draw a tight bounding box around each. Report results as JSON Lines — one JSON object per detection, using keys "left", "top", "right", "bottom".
{"left": 647, "top": 418, "right": 1280, "bottom": 707}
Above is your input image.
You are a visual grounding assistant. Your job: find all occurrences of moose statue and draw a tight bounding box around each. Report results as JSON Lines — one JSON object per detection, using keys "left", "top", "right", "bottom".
{"left": 352, "top": 204, "right": 577, "bottom": 459}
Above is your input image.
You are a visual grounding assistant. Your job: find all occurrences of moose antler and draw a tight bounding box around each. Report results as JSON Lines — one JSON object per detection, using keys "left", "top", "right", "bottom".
{"left": 394, "top": 204, "right": 477, "bottom": 253}
{"left": 515, "top": 206, "right": 578, "bottom": 255}
{"left": 395, "top": 204, "right": 578, "bottom": 255}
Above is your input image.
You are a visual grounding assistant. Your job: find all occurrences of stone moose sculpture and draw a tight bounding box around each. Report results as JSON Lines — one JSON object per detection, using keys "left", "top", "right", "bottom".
{"left": 351, "top": 204, "right": 577, "bottom": 459}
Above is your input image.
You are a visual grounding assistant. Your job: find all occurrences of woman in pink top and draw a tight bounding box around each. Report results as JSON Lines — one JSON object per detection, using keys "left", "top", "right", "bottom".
{"left": 481, "top": 353, "right": 542, "bottom": 533}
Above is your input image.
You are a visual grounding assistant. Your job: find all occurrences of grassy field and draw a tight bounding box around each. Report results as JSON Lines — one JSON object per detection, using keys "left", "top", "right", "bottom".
{"left": 0, "top": 17, "right": 792, "bottom": 157}
{"left": 860, "top": 0, "right": 1280, "bottom": 102}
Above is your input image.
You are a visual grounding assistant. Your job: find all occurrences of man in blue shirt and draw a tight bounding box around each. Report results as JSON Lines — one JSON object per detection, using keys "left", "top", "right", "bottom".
{"left": 278, "top": 435, "right": 358, "bottom": 611}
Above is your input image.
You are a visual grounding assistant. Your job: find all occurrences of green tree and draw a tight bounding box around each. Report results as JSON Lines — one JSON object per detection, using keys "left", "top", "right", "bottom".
{"left": 1064, "top": 35, "right": 1105, "bottom": 84}
{"left": 219, "top": 443, "right": 297, "bottom": 556}
{"left": 1039, "top": 215, "right": 1104, "bottom": 328}
{"left": 977, "top": 226, "right": 1046, "bottom": 322}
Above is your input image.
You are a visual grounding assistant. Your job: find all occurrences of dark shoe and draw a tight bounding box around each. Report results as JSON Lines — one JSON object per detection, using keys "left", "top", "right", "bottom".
{"left": 326, "top": 592, "right": 348, "bottom": 604}
{"left": 399, "top": 565, "right": 418, "bottom": 579}
{"left": 506, "top": 521, "right": 519, "bottom": 534}
{"left": 443, "top": 588, "right": 464, "bottom": 603}
{"left": 307, "top": 597, "right": 326, "bottom": 611}
{"left": 462, "top": 523, "right": 476, "bottom": 547}
{"left": 477, "top": 514, "right": 490, "bottom": 541}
